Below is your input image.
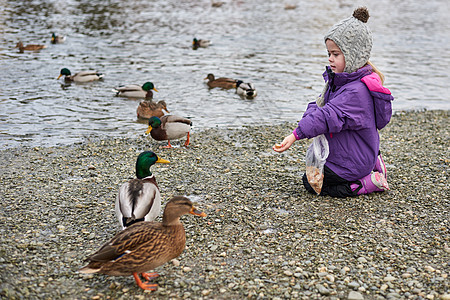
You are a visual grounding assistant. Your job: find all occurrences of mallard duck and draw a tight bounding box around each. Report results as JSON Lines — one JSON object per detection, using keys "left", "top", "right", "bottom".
{"left": 204, "top": 73, "right": 237, "bottom": 89}
{"left": 116, "top": 151, "right": 170, "bottom": 230}
{"left": 236, "top": 80, "right": 257, "bottom": 98}
{"left": 192, "top": 38, "right": 211, "bottom": 49}
{"left": 51, "top": 33, "right": 66, "bottom": 44}
{"left": 79, "top": 196, "right": 206, "bottom": 291}
{"left": 145, "top": 115, "right": 192, "bottom": 148}
{"left": 15, "top": 41, "right": 47, "bottom": 53}
{"left": 113, "top": 82, "right": 158, "bottom": 99}
{"left": 137, "top": 100, "right": 170, "bottom": 119}
{"left": 58, "top": 68, "right": 104, "bottom": 82}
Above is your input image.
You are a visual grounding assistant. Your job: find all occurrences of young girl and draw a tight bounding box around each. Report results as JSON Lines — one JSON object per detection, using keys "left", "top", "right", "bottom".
{"left": 273, "top": 7, "right": 394, "bottom": 198}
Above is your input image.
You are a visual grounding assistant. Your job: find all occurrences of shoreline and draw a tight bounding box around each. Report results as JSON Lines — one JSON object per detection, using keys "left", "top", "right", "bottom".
{"left": 0, "top": 110, "right": 448, "bottom": 299}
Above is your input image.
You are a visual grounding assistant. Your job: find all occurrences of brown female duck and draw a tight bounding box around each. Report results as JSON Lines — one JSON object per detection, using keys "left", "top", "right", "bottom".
{"left": 145, "top": 115, "right": 192, "bottom": 148}
{"left": 204, "top": 73, "right": 237, "bottom": 89}
{"left": 137, "top": 100, "right": 170, "bottom": 119}
{"left": 15, "top": 41, "right": 47, "bottom": 53}
{"left": 79, "top": 196, "right": 206, "bottom": 291}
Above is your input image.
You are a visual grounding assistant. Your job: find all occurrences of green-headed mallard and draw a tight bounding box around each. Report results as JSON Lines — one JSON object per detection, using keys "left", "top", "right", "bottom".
{"left": 145, "top": 116, "right": 192, "bottom": 148}
{"left": 236, "top": 80, "right": 257, "bottom": 98}
{"left": 15, "top": 41, "right": 47, "bottom": 53}
{"left": 137, "top": 100, "right": 170, "bottom": 119}
{"left": 51, "top": 33, "right": 66, "bottom": 44}
{"left": 79, "top": 196, "right": 206, "bottom": 291}
{"left": 115, "top": 151, "right": 170, "bottom": 230}
{"left": 192, "top": 38, "right": 211, "bottom": 49}
{"left": 204, "top": 73, "right": 237, "bottom": 89}
{"left": 58, "top": 68, "right": 104, "bottom": 82}
{"left": 113, "top": 82, "right": 158, "bottom": 99}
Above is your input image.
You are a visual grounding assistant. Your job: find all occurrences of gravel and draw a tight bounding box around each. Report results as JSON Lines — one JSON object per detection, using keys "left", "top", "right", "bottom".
{"left": 0, "top": 110, "right": 448, "bottom": 299}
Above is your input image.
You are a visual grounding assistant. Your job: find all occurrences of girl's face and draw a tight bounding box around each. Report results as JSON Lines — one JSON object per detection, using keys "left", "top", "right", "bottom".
{"left": 326, "top": 39, "right": 345, "bottom": 73}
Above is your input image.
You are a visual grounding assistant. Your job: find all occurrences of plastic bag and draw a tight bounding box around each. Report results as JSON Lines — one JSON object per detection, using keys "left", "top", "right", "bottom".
{"left": 305, "top": 134, "right": 329, "bottom": 195}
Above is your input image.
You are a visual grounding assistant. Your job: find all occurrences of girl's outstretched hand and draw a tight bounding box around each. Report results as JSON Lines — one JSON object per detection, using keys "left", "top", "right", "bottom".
{"left": 273, "top": 134, "right": 296, "bottom": 153}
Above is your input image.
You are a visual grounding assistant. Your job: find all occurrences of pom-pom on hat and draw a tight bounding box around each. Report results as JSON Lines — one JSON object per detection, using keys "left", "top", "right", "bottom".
{"left": 324, "top": 7, "right": 373, "bottom": 73}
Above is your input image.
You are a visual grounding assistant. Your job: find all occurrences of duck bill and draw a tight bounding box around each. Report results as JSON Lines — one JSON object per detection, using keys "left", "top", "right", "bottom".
{"left": 190, "top": 207, "right": 206, "bottom": 217}
{"left": 145, "top": 126, "right": 153, "bottom": 134}
{"left": 57, "top": 74, "right": 62, "bottom": 80}
{"left": 153, "top": 88, "right": 159, "bottom": 92}
{"left": 164, "top": 108, "right": 170, "bottom": 113}
{"left": 156, "top": 157, "right": 170, "bottom": 164}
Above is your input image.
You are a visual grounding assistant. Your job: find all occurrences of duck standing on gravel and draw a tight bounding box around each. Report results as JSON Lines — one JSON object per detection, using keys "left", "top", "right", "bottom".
{"left": 113, "top": 82, "right": 158, "bottom": 99}
{"left": 57, "top": 68, "right": 104, "bottom": 82}
{"left": 115, "top": 151, "right": 170, "bottom": 230}
{"left": 145, "top": 115, "right": 192, "bottom": 148}
{"left": 79, "top": 196, "right": 206, "bottom": 291}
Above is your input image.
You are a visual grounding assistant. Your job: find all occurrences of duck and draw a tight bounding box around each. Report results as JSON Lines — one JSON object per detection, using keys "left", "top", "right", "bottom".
{"left": 79, "top": 196, "right": 206, "bottom": 291}
{"left": 51, "top": 33, "right": 66, "bottom": 44}
{"left": 192, "top": 38, "right": 211, "bottom": 49}
{"left": 113, "top": 82, "right": 158, "bottom": 99}
{"left": 137, "top": 100, "right": 170, "bottom": 119}
{"left": 115, "top": 151, "right": 170, "bottom": 230}
{"left": 145, "top": 115, "right": 192, "bottom": 148}
{"left": 204, "top": 73, "right": 237, "bottom": 89}
{"left": 15, "top": 41, "right": 47, "bottom": 53}
{"left": 58, "top": 68, "right": 104, "bottom": 82}
{"left": 236, "top": 80, "right": 257, "bottom": 98}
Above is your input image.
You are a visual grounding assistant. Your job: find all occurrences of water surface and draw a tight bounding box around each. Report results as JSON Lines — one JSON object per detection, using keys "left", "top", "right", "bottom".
{"left": 1, "top": 0, "right": 449, "bottom": 149}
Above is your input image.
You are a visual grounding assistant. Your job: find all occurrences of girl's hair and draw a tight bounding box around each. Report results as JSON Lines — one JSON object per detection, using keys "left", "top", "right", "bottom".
{"left": 367, "top": 61, "right": 385, "bottom": 84}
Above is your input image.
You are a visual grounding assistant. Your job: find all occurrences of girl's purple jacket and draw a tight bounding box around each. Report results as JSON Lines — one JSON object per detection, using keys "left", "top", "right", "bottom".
{"left": 293, "top": 65, "right": 394, "bottom": 181}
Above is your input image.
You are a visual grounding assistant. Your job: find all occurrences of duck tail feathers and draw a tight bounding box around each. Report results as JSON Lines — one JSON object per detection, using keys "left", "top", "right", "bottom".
{"left": 78, "top": 266, "right": 101, "bottom": 274}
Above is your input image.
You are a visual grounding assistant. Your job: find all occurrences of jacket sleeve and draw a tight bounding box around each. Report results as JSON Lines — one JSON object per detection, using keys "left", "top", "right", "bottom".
{"left": 293, "top": 85, "right": 374, "bottom": 140}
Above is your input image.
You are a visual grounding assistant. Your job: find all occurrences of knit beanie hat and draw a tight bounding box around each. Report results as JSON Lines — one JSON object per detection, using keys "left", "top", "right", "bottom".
{"left": 324, "top": 7, "right": 373, "bottom": 73}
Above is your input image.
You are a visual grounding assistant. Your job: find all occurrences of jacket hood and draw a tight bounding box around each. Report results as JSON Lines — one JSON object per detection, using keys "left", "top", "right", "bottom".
{"left": 323, "top": 65, "right": 394, "bottom": 130}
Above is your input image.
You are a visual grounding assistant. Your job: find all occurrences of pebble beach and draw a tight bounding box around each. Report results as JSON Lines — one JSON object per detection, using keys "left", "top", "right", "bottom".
{"left": 0, "top": 110, "right": 448, "bottom": 299}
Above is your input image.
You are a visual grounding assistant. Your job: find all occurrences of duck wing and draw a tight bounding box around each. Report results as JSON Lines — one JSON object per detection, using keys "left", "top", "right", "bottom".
{"left": 86, "top": 221, "right": 163, "bottom": 263}
{"left": 81, "top": 221, "right": 186, "bottom": 275}
{"left": 114, "top": 84, "right": 143, "bottom": 92}
{"left": 161, "top": 115, "right": 192, "bottom": 126}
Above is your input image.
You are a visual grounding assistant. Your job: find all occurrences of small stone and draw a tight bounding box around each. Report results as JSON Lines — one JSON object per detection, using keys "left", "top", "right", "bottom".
{"left": 348, "top": 281, "right": 360, "bottom": 290}
{"left": 384, "top": 275, "right": 396, "bottom": 282}
{"left": 317, "top": 284, "right": 330, "bottom": 295}
{"left": 172, "top": 259, "right": 180, "bottom": 266}
{"left": 357, "top": 257, "right": 367, "bottom": 263}
{"left": 348, "top": 291, "right": 364, "bottom": 300}
{"left": 183, "top": 267, "right": 192, "bottom": 272}
{"left": 284, "top": 270, "right": 293, "bottom": 276}
{"left": 402, "top": 273, "right": 412, "bottom": 278}
{"left": 424, "top": 266, "right": 436, "bottom": 272}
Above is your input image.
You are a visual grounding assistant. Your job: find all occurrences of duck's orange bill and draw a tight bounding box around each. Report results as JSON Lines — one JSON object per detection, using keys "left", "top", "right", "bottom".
{"left": 145, "top": 126, "right": 152, "bottom": 134}
{"left": 190, "top": 207, "right": 206, "bottom": 217}
{"left": 156, "top": 157, "right": 170, "bottom": 164}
